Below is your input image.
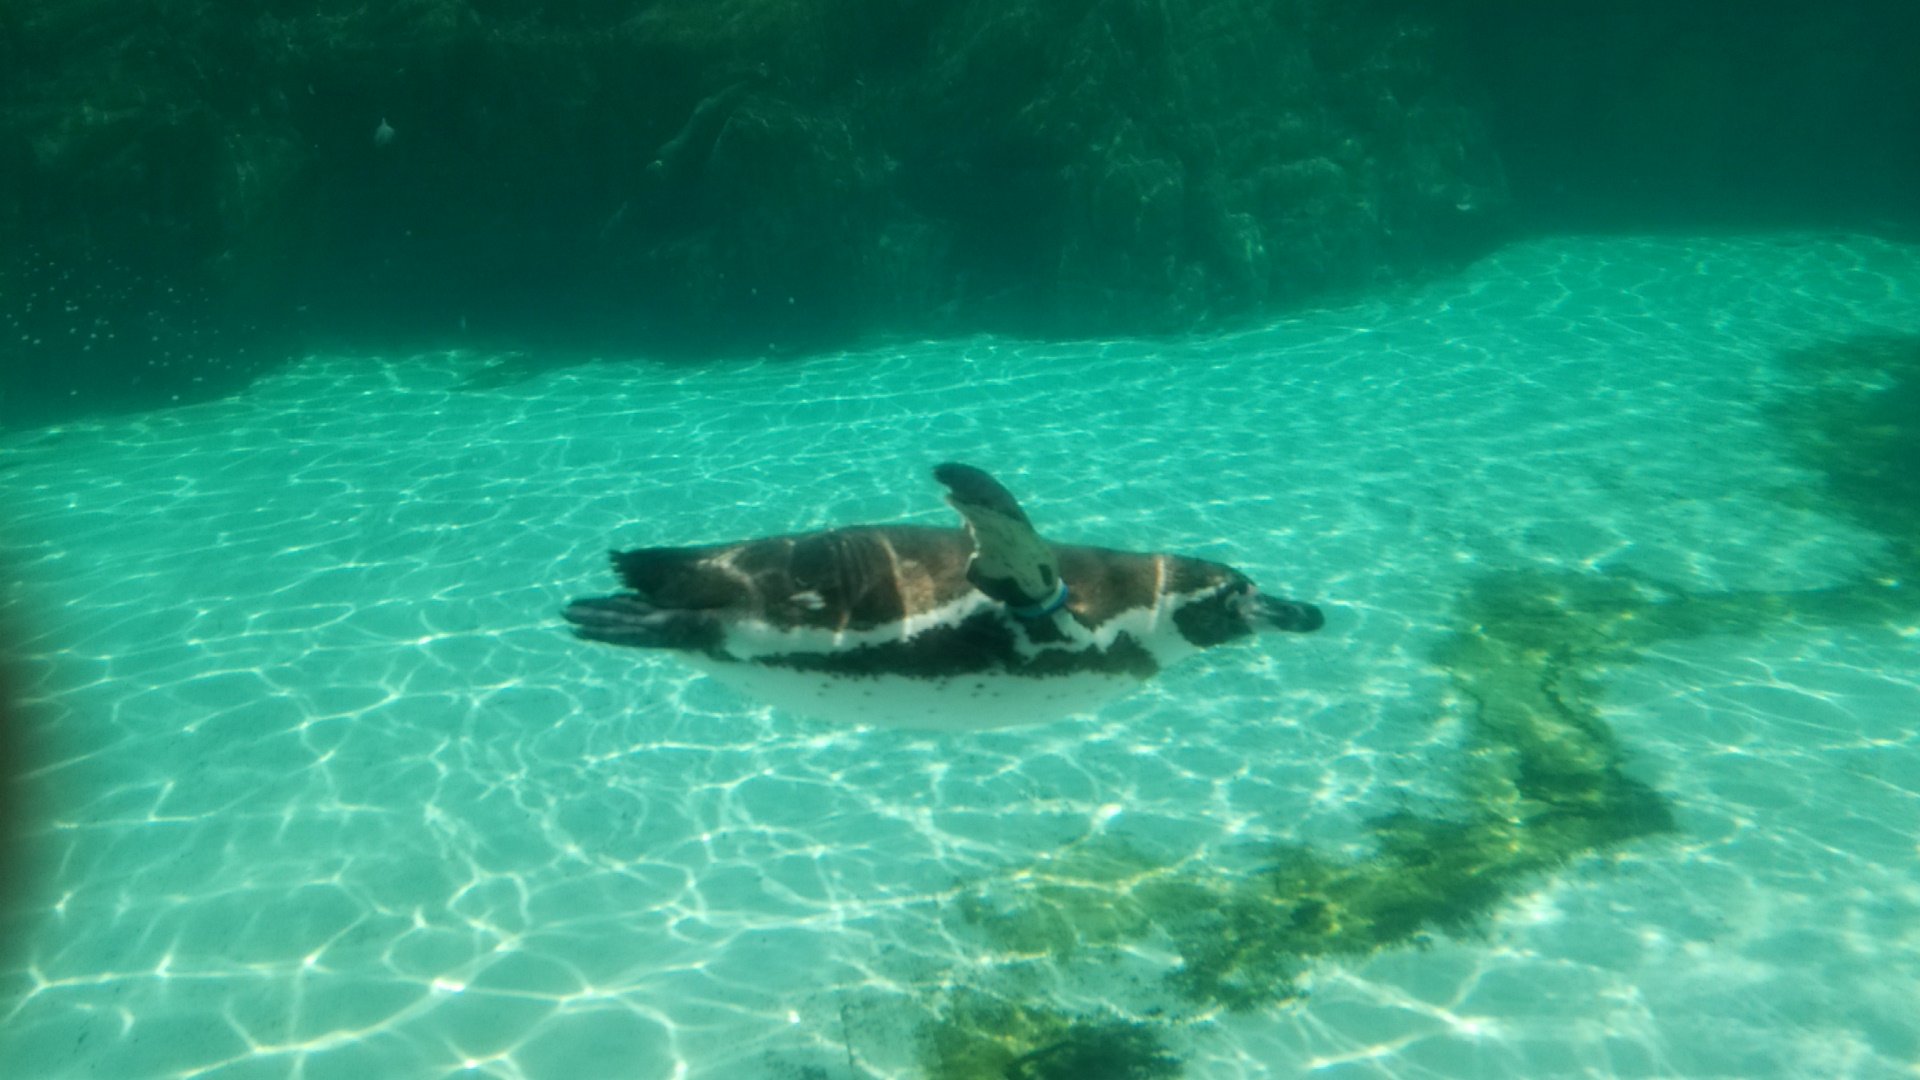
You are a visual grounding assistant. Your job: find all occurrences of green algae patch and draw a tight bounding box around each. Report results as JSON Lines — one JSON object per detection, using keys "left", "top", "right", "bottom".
{"left": 1438, "top": 569, "right": 1677, "bottom": 828}
{"left": 1159, "top": 567, "right": 1695, "bottom": 1010}
{"left": 919, "top": 991, "right": 1180, "bottom": 1080}
{"left": 955, "top": 839, "right": 1218, "bottom": 958}
{"left": 1172, "top": 564, "right": 1920, "bottom": 1011}
{"left": 1767, "top": 332, "right": 1920, "bottom": 571}
{"left": 955, "top": 564, "right": 1914, "bottom": 1014}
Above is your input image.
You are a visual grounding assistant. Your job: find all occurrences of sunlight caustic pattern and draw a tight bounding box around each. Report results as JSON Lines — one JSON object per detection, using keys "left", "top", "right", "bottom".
{"left": 1, "top": 233, "right": 1917, "bottom": 1078}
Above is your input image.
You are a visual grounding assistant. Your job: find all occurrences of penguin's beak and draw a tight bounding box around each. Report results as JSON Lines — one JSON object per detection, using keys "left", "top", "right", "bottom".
{"left": 1258, "top": 595, "right": 1325, "bottom": 633}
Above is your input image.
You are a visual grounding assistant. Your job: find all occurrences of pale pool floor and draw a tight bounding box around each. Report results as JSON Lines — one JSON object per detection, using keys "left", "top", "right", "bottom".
{"left": 1, "top": 233, "right": 1917, "bottom": 1078}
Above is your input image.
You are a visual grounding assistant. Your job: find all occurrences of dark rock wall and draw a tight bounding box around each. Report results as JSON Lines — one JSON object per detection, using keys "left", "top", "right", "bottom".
{"left": 899, "top": 0, "right": 1502, "bottom": 332}
{"left": 5, "top": 1, "right": 1915, "bottom": 423}
{"left": 0, "top": 0, "right": 1504, "bottom": 421}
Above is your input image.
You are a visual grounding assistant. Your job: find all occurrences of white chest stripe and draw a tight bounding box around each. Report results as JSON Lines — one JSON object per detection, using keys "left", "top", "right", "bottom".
{"left": 712, "top": 584, "right": 1223, "bottom": 670}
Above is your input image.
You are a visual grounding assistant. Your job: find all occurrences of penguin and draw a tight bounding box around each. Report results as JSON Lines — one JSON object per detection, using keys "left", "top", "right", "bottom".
{"left": 563, "top": 463, "right": 1323, "bottom": 730}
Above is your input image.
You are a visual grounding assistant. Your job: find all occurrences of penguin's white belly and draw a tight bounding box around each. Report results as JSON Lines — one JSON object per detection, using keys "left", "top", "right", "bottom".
{"left": 683, "top": 655, "right": 1145, "bottom": 731}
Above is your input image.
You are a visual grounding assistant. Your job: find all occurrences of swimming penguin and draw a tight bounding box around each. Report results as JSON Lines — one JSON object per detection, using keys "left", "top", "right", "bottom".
{"left": 563, "top": 463, "right": 1324, "bottom": 730}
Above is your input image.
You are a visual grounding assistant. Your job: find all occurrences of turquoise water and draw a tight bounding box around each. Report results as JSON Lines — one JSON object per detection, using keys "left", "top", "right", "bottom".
{"left": 2, "top": 232, "right": 1917, "bottom": 1078}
